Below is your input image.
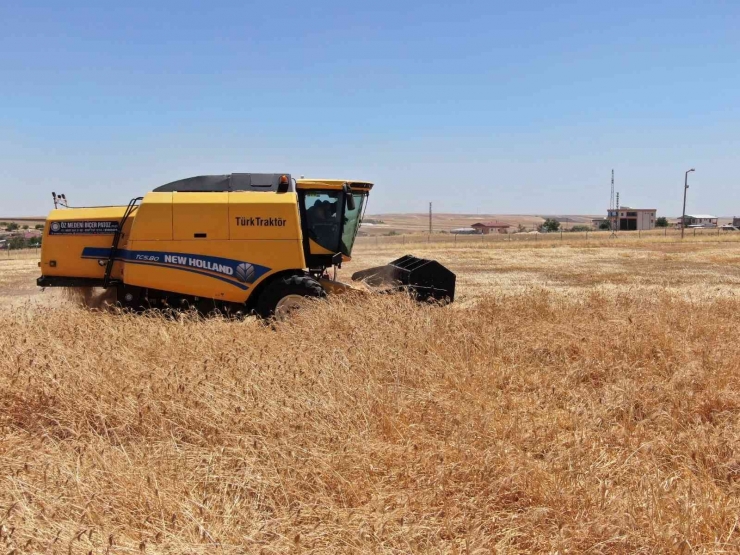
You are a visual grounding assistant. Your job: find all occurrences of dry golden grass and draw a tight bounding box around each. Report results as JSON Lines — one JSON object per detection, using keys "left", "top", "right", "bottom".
{"left": 350, "top": 240, "right": 740, "bottom": 307}
{"left": 0, "top": 249, "right": 42, "bottom": 262}
{"left": 0, "top": 260, "right": 38, "bottom": 288}
{"left": 0, "top": 259, "right": 43, "bottom": 308}
{"left": 2, "top": 242, "right": 740, "bottom": 553}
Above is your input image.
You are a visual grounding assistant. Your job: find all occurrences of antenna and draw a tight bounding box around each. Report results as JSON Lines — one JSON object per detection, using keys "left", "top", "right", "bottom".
{"left": 610, "top": 169, "right": 614, "bottom": 211}
{"left": 52, "top": 192, "right": 69, "bottom": 209}
{"left": 609, "top": 171, "right": 618, "bottom": 236}
{"left": 429, "top": 202, "right": 432, "bottom": 234}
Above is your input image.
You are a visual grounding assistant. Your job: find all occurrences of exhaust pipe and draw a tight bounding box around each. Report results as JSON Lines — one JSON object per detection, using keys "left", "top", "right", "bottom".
{"left": 351, "top": 255, "right": 456, "bottom": 302}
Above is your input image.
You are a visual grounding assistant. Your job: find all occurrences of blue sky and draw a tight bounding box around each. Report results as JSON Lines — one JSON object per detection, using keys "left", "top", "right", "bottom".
{"left": 1, "top": 0, "right": 738, "bottom": 216}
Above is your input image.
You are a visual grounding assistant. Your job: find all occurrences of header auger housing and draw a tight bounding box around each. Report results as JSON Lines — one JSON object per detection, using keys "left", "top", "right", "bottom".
{"left": 351, "top": 255, "right": 456, "bottom": 302}
{"left": 37, "top": 173, "right": 456, "bottom": 317}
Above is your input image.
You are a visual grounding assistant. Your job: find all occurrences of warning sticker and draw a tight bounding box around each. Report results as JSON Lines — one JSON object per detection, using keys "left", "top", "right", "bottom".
{"left": 49, "top": 220, "right": 119, "bottom": 235}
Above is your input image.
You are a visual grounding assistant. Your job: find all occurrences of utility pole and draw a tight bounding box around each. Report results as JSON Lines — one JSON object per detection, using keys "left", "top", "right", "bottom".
{"left": 611, "top": 191, "right": 619, "bottom": 237}
{"left": 609, "top": 169, "right": 615, "bottom": 228}
{"left": 429, "top": 202, "right": 432, "bottom": 234}
{"left": 681, "top": 168, "right": 695, "bottom": 239}
{"left": 609, "top": 170, "right": 617, "bottom": 235}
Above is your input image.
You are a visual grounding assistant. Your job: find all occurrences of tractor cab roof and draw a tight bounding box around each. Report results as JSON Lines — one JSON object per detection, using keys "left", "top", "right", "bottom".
{"left": 151, "top": 175, "right": 373, "bottom": 194}
{"left": 296, "top": 179, "right": 374, "bottom": 192}
{"left": 154, "top": 173, "right": 293, "bottom": 193}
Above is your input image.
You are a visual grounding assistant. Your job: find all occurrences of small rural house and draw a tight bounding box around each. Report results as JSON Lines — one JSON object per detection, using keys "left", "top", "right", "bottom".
{"left": 471, "top": 222, "right": 511, "bottom": 234}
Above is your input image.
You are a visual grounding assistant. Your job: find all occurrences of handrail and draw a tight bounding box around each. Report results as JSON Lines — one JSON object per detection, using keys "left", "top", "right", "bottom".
{"left": 103, "top": 197, "right": 143, "bottom": 288}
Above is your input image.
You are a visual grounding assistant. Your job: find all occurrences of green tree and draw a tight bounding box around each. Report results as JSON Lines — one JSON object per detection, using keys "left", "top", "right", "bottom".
{"left": 599, "top": 221, "right": 611, "bottom": 230}
{"left": 655, "top": 217, "right": 669, "bottom": 228}
{"left": 541, "top": 218, "right": 560, "bottom": 232}
{"left": 8, "top": 236, "right": 27, "bottom": 250}
{"left": 35, "top": 224, "right": 44, "bottom": 230}
{"left": 22, "top": 224, "right": 29, "bottom": 230}
{"left": 6, "top": 222, "right": 19, "bottom": 231}
{"left": 28, "top": 236, "right": 42, "bottom": 247}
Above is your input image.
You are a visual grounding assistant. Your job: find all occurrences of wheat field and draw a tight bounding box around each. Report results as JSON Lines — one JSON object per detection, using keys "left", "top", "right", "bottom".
{"left": 2, "top": 239, "right": 740, "bottom": 553}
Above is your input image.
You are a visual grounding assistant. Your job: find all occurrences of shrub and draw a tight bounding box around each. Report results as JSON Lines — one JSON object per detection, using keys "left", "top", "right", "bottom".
{"left": 656, "top": 217, "right": 669, "bottom": 228}
{"left": 540, "top": 218, "right": 560, "bottom": 232}
{"left": 8, "top": 236, "right": 27, "bottom": 249}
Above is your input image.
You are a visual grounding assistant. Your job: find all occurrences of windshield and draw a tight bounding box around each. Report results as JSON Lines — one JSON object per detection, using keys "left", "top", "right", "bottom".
{"left": 340, "top": 193, "right": 365, "bottom": 256}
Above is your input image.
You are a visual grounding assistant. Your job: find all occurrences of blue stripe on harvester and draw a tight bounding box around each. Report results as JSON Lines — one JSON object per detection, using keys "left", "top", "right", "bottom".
{"left": 81, "top": 247, "right": 271, "bottom": 290}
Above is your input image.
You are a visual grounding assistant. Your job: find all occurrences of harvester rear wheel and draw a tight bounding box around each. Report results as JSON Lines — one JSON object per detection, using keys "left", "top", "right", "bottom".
{"left": 255, "top": 275, "right": 326, "bottom": 319}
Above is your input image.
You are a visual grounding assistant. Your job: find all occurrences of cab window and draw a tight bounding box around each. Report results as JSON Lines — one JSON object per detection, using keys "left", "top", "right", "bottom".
{"left": 303, "top": 191, "right": 341, "bottom": 252}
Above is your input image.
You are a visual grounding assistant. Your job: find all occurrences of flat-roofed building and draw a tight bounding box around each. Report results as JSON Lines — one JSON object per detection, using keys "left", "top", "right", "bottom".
{"left": 681, "top": 214, "right": 718, "bottom": 228}
{"left": 606, "top": 207, "right": 656, "bottom": 231}
{"left": 591, "top": 217, "right": 611, "bottom": 229}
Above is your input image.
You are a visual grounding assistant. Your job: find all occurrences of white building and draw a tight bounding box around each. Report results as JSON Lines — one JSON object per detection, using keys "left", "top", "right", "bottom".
{"left": 681, "top": 215, "right": 718, "bottom": 228}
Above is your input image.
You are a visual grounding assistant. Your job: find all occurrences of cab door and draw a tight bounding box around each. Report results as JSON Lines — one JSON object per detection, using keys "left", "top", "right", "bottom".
{"left": 298, "top": 190, "right": 343, "bottom": 261}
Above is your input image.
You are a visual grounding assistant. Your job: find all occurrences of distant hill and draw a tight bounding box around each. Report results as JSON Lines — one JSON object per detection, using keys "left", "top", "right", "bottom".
{"left": 0, "top": 217, "right": 46, "bottom": 224}
{"left": 361, "top": 213, "right": 601, "bottom": 235}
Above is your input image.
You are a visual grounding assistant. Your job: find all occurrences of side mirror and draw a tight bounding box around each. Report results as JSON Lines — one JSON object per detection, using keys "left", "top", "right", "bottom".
{"left": 343, "top": 183, "right": 356, "bottom": 211}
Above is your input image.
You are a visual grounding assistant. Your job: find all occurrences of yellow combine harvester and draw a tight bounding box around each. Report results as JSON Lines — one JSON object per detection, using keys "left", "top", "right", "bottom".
{"left": 38, "top": 173, "right": 455, "bottom": 316}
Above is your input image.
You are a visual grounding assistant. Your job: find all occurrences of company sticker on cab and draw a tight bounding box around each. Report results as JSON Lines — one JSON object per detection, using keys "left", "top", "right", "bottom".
{"left": 49, "top": 221, "right": 119, "bottom": 235}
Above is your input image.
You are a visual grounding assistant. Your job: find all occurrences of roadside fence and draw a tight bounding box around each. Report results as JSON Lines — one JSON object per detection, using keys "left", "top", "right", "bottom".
{"left": 355, "top": 227, "right": 740, "bottom": 248}
{"left": 2, "top": 247, "right": 41, "bottom": 260}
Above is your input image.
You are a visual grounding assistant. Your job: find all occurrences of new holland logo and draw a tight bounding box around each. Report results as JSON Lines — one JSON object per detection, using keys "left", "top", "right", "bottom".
{"left": 162, "top": 254, "right": 239, "bottom": 278}
{"left": 235, "top": 263, "right": 256, "bottom": 283}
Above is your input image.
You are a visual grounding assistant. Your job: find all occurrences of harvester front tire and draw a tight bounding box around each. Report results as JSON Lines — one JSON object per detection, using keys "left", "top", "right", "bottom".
{"left": 255, "top": 275, "right": 326, "bottom": 319}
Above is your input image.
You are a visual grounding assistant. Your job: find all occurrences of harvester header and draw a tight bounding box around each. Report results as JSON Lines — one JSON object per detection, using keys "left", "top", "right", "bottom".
{"left": 37, "top": 173, "right": 455, "bottom": 317}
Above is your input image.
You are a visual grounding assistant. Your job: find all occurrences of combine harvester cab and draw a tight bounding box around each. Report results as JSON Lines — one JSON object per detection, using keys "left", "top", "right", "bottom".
{"left": 38, "top": 175, "right": 455, "bottom": 317}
